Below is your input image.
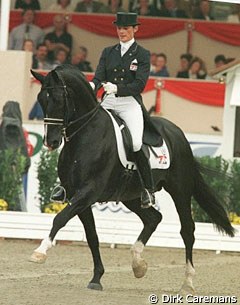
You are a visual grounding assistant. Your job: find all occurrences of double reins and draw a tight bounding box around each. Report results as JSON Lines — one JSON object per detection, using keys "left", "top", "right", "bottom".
{"left": 43, "top": 76, "right": 102, "bottom": 142}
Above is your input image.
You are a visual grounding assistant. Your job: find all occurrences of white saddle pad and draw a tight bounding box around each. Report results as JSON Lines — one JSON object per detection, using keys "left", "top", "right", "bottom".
{"left": 107, "top": 110, "right": 170, "bottom": 170}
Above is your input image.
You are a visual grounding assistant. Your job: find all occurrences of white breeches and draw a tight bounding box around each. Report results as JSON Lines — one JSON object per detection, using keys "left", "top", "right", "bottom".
{"left": 102, "top": 94, "right": 144, "bottom": 152}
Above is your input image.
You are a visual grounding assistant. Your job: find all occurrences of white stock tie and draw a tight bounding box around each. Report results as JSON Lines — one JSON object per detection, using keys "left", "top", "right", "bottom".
{"left": 121, "top": 46, "right": 127, "bottom": 57}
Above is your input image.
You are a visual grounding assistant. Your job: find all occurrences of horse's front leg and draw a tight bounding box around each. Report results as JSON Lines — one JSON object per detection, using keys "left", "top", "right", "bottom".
{"left": 29, "top": 203, "right": 79, "bottom": 263}
{"left": 77, "top": 207, "right": 104, "bottom": 291}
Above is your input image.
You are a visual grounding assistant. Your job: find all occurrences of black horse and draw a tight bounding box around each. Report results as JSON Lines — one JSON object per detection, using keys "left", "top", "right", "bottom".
{"left": 30, "top": 65, "right": 234, "bottom": 292}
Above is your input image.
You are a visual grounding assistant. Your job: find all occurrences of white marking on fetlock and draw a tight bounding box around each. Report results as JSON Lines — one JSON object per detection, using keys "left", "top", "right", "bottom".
{"left": 34, "top": 237, "right": 55, "bottom": 255}
{"left": 131, "top": 241, "right": 144, "bottom": 259}
{"left": 181, "top": 260, "right": 196, "bottom": 293}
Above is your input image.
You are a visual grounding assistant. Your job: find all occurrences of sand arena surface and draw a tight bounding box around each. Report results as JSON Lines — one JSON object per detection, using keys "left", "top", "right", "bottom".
{"left": 0, "top": 239, "right": 240, "bottom": 305}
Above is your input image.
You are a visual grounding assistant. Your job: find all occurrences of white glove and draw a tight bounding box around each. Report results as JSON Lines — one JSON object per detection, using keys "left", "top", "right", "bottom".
{"left": 89, "top": 81, "right": 95, "bottom": 90}
{"left": 102, "top": 82, "right": 117, "bottom": 94}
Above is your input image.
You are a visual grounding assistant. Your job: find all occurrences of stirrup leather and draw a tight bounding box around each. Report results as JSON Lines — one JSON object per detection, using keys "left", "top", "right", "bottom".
{"left": 141, "top": 188, "right": 155, "bottom": 209}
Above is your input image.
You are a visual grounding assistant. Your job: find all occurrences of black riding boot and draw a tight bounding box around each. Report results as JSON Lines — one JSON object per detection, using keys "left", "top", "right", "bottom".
{"left": 134, "top": 149, "right": 155, "bottom": 209}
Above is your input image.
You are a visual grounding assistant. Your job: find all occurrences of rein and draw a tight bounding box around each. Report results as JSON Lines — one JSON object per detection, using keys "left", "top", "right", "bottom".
{"left": 43, "top": 80, "right": 103, "bottom": 142}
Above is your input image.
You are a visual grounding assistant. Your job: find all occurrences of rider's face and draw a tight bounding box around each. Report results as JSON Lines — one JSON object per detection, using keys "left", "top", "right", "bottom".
{"left": 117, "top": 26, "right": 138, "bottom": 43}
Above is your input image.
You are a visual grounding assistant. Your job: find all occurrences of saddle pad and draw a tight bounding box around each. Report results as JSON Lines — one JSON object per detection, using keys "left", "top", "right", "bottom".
{"left": 106, "top": 110, "right": 170, "bottom": 170}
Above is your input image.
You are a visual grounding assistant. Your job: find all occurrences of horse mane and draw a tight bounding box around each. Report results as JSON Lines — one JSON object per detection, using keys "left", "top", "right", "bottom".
{"left": 53, "top": 64, "right": 98, "bottom": 107}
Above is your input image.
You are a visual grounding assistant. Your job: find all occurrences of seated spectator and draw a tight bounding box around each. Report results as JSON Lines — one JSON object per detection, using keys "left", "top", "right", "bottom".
{"left": 177, "top": 56, "right": 207, "bottom": 79}
{"left": 227, "top": 4, "right": 240, "bottom": 23}
{"left": 46, "top": 0, "right": 74, "bottom": 12}
{"left": 159, "top": 0, "right": 188, "bottom": 18}
{"left": 150, "top": 52, "right": 157, "bottom": 73}
{"left": 22, "top": 38, "right": 34, "bottom": 52}
{"left": 14, "top": 0, "right": 41, "bottom": 11}
{"left": 8, "top": 9, "right": 45, "bottom": 50}
{"left": 176, "top": 53, "right": 193, "bottom": 77}
{"left": 74, "top": 0, "right": 104, "bottom": 13}
{"left": 98, "top": 0, "right": 126, "bottom": 14}
{"left": 44, "top": 14, "right": 73, "bottom": 63}
{"left": 150, "top": 53, "right": 170, "bottom": 77}
{"left": 132, "top": 0, "right": 160, "bottom": 16}
{"left": 32, "top": 43, "right": 53, "bottom": 70}
{"left": 129, "top": 0, "right": 163, "bottom": 12}
{"left": 71, "top": 46, "right": 93, "bottom": 72}
{"left": 214, "top": 54, "right": 227, "bottom": 68}
{"left": 193, "top": 0, "right": 214, "bottom": 20}
{"left": 52, "top": 48, "right": 70, "bottom": 68}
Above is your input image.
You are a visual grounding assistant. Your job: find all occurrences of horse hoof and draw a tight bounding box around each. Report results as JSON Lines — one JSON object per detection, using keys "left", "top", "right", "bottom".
{"left": 87, "top": 282, "right": 103, "bottom": 291}
{"left": 29, "top": 251, "right": 47, "bottom": 264}
{"left": 132, "top": 258, "right": 148, "bottom": 278}
{"left": 180, "top": 282, "right": 195, "bottom": 294}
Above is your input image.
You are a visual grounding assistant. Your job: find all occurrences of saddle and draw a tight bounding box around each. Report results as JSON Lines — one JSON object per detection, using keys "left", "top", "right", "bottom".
{"left": 108, "top": 110, "right": 163, "bottom": 162}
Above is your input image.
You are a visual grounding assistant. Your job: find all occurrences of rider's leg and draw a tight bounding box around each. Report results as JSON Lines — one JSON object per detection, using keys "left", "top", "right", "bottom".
{"left": 114, "top": 96, "right": 155, "bottom": 208}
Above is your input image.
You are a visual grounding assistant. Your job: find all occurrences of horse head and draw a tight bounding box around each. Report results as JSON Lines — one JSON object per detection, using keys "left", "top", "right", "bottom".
{"left": 31, "top": 65, "right": 98, "bottom": 150}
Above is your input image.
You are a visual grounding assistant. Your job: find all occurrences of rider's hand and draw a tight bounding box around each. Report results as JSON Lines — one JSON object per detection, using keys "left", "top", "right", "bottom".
{"left": 103, "top": 82, "right": 117, "bottom": 94}
{"left": 89, "top": 82, "right": 95, "bottom": 90}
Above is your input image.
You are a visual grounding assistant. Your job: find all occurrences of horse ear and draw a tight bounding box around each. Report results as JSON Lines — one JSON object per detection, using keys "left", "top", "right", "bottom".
{"left": 31, "top": 69, "right": 45, "bottom": 84}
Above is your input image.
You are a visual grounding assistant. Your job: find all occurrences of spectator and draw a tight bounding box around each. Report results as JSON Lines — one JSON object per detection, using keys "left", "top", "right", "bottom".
{"left": 32, "top": 43, "right": 53, "bottom": 70}
{"left": 177, "top": 56, "right": 207, "bottom": 79}
{"left": 159, "top": 0, "right": 188, "bottom": 18}
{"left": 132, "top": 0, "right": 160, "bottom": 16}
{"left": 150, "top": 52, "right": 157, "bottom": 73}
{"left": 150, "top": 53, "right": 170, "bottom": 77}
{"left": 214, "top": 54, "right": 227, "bottom": 68}
{"left": 44, "top": 14, "right": 73, "bottom": 63}
{"left": 193, "top": 0, "right": 214, "bottom": 20}
{"left": 52, "top": 48, "right": 70, "bottom": 68}
{"left": 14, "top": 0, "right": 41, "bottom": 11}
{"left": 74, "top": 0, "right": 104, "bottom": 13}
{"left": 8, "top": 9, "right": 45, "bottom": 50}
{"left": 176, "top": 53, "right": 193, "bottom": 77}
{"left": 0, "top": 101, "right": 32, "bottom": 211}
{"left": 71, "top": 46, "right": 93, "bottom": 72}
{"left": 22, "top": 38, "right": 34, "bottom": 52}
{"left": 98, "top": 0, "right": 126, "bottom": 14}
{"left": 46, "top": 0, "right": 74, "bottom": 12}
{"left": 227, "top": 4, "right": 240, "bottom": 23}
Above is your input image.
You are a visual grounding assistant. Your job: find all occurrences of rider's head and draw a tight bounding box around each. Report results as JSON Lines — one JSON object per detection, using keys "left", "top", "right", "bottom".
{"left": 113, "top": 12, "right": 140, "bottom": 43}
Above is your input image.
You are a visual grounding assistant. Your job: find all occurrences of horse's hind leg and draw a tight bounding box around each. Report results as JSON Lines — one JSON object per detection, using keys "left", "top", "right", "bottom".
{"left": 166, "top": 187, "right": 196, "bottom": 293}
{"left": 122, "top": 199, "right": 162, "bottom": 278}
{"left": 77, "top": 207, "right": 104, "bottom": 291}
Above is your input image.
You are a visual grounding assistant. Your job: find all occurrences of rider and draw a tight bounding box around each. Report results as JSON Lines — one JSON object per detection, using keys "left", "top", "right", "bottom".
{"left": 89, "top": 12, "right": 155, "bottom": 208}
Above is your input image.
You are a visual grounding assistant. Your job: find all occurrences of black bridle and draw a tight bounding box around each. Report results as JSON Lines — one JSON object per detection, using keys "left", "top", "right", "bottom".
{"left": 43, "top": 75, "right": 102, "bottom": 142}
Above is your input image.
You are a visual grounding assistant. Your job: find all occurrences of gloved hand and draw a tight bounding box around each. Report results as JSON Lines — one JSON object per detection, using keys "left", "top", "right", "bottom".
{"left": 89, "top": 81, "right": 95, "bottom": 90}
{"left": 102, "top": 82, "right": 117, "bottom": 94}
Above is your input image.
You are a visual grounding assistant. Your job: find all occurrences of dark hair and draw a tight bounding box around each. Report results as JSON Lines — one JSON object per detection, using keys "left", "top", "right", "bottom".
{"left": 157, "top": 52, "right": 167, "bottom": 61}
{"left": 214, "top": 54, "right": 226, "bottom": 64}
{"left": 180, "top": 53, "right": 193, "bottom": 62}
{"left": 36, "top": 43, "right": 47, "bottom": 50}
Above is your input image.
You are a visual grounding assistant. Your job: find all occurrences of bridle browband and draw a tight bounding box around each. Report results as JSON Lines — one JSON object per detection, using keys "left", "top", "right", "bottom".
{"left": 43, "top": 73, "right": 102, "bottom": 142}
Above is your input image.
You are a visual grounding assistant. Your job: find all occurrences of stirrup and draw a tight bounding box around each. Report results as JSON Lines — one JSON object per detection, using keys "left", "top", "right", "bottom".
{"left": 141, "top": 189, "right": 155, "bottom": 209}
{"left": 50, "top": 185, "right": 66, "bottom": 203}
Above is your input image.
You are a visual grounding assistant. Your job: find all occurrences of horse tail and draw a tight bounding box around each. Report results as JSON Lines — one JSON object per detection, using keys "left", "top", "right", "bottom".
{"left": 193, "top": 159, "right": 235, "bottom": 237}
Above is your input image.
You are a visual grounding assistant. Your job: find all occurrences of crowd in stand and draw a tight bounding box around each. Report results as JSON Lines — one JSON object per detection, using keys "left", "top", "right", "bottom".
{"left": 7, "top": 0, "right": 238, "bottom": 118}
